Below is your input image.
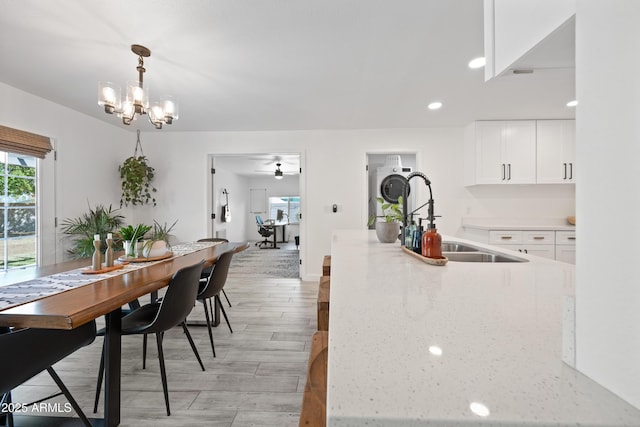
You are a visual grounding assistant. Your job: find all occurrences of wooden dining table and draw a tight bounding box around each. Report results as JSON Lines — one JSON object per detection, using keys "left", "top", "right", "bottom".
{"left": 0, "top": 241, "right": 248, "bottom": 427}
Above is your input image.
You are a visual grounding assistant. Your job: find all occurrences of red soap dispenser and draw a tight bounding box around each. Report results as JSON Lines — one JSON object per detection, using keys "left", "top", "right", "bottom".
{"left": 421, "top": 224, "right": 442, "bottom": 259}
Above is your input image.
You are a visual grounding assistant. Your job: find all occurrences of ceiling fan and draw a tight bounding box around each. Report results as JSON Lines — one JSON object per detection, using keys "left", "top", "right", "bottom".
{"left": 255, "top": 162, "right": 298, "bottom": 179}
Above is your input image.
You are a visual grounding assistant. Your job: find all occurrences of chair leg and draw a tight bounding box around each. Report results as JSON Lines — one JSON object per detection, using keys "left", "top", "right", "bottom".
{"left": 93, "top": 342, "right": 105, "bottom": 413}
{"left": 202, "top": 299, "right": 216, "bottom": 357}
{"left": 217, "top": 295, "right": 233, "bottom": 333}
{"left": 155, "top": 332, "right": 171, "bottom": 416}
{"left": 181, "top": 322, "right": 205, "bottom": 371}
{"left": 222, "top": 289, "right": 232, "bottom": 307}
{"left": 47, "top": 367, "right": 92, "bottom": 427}
{"left": 143, "top": 333, "right": 148, "bottom": 369}
{"left": 0, "top": 392, "right": 14, "bottom": 427}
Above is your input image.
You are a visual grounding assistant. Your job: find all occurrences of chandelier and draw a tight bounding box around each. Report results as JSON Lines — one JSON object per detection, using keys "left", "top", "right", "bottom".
{"left": 98, "top": 44, "right": 178, "bottom": 129}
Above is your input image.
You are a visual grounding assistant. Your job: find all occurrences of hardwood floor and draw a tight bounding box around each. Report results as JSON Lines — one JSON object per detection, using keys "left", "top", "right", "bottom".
{"left": 10, "top": 242, "right": 316, "bottom": 426}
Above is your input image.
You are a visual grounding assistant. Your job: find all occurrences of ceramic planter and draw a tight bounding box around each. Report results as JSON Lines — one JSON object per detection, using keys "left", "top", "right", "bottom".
{"left": 375, "top": 221, "right": 400, "bottom": 243}
{"left": 142, "top": 240, "right": 168, "bottom": 258}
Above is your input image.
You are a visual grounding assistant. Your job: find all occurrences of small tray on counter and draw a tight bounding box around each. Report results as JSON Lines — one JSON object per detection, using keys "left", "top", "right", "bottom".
{"left": 82, "top": 264, "right": 125, "bottom": 274}
{"left": 117, "top": 252, "right": 174, "bottom": 263}
{"left": 401, "top": 246, "right": 448, "bottom": 266}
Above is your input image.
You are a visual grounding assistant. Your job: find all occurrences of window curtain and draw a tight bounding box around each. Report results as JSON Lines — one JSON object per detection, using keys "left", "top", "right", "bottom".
{"left": 0, "top": 125, "right": 53, "bottom": 159}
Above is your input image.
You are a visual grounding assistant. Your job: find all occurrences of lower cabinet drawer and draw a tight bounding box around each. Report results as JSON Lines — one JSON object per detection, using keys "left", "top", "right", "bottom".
{"left": 489, "top": 230, "right": 522, "bottom": 245}
{"left": 556, "top": 231, "right": 576, "bottom": 245}
{"left": 522, "top": 230, "right": 555, "bottom": 245}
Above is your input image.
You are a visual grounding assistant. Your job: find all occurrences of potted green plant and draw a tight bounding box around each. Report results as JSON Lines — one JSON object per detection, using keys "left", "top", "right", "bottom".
{"left": 119, "top": 223, "right": 151, "bottom": 257}
{"left": 368, "top": 196, "right": 404, "bottom": 243}
{"left": 119, "top": 130, "right": 157, "bottom": 207}
{"left": 142, "top": 220, "right": 177, "bottom": 258}
{"left": 61, "top": 204, "right": 125, "bottom": 258}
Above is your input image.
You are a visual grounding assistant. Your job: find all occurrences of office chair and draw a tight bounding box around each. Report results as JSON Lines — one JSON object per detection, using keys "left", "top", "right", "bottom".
{"left": 196, "top": 250, "right": 235, "bottom": 357}
{"left": 0, "top": 321, "right": 97, "bottom": 427}
{"left": 94, "top": 260, "right": 205, "bottom": 416}
{"left": 255, "top": 215, "right": 274, "bottom": 248}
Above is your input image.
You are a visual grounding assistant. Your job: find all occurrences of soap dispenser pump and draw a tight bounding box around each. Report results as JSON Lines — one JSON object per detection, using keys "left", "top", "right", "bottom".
{"left": 421, "top": 223, "right": 442, "bottom": 259}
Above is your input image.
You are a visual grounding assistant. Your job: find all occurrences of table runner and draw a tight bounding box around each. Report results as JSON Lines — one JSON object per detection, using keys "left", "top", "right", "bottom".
{"left": 0, "top": 241, "right": 222, "bottom": 311}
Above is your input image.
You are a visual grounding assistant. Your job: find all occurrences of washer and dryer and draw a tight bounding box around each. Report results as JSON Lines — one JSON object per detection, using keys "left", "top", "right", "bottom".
{"left": 375, "top": 155, "right": 414, "bottom": 217}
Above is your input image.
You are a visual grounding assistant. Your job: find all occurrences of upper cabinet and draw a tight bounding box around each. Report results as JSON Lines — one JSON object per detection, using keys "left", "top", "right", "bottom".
{"left": 536, "top": 120, "right": 576, "bottom": 183}
{"left": 464, "top": 119, "right": 576, "bottom": 186}
{"left": 465, "top": 120, "right": 537, "bottom": 185}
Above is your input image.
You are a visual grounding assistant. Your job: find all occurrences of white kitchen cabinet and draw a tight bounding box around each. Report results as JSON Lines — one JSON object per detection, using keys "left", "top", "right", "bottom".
{"left": 488, "top": 230, "right": 555, "bottom": 260}
{"left": 555, "top": 231, "right": 576, "bottom": 264}
{"left": 536, "top": 120, "right": 576, "bottom": 183}
{"left": 467, "top": 121, "right": 537, "bottom": 185}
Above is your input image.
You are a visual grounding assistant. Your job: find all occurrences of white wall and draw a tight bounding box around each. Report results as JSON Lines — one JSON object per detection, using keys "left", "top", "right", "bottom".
{"left": 209, "top": 165, "right": 250, "bottom": 242}
{"left": 575, "top": 1, "right": 640, "bottom": 409}
{"left": 0, "top": 82, "right": 128, "bottom": 263}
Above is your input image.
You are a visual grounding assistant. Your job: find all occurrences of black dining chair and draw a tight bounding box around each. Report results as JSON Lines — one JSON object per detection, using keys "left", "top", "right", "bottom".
{"left": 197, "top": 238, "right": 232, "bottom": 307}
{"left": 93, "top": 260, "right": 205, "bottom": 417}
{"left": 197, "top": 250, "right": 235, "bottom": 357}
{"left": 0, "top": 321, "right": 97, "bottom": 427}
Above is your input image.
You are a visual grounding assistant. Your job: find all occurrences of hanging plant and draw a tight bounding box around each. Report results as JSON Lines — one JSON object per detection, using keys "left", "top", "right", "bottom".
{"left": 119, "top": 129, "right": 157, "bottom": 207}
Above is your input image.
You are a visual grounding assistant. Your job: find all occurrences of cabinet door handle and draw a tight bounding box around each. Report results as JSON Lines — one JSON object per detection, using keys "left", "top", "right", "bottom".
{"left": 501, "top": 164, "right": 505, "bottom": 180}
{"left": 508, "top": 163, "right": 512, "bottom": 180}
{"left": 568, "top": 236, "right": 576, "bottom": 240}
{"left": 500, "top": 236, "right": 513, "bottom": 240}
{"left": 563, "top": 163, "right": 567, "bottom": 180}
{"left": 533, "top": 236, "right": 545, "bottom": 240}
{"left": 524, "top": 249, "right": 528, "bottom": 254}
{"left": 569, "top": 163, "right": 573, "bottom": 180}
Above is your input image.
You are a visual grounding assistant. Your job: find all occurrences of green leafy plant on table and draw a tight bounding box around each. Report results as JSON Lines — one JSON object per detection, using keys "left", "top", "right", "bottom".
{"left": 119, "top": 224, "right": 151, "bottom": 257}
{"left": 61, "top": 204, "right": 125, "bottom": 259}
{"left": 368, "top": 196, "right": 404, "bottom": 226}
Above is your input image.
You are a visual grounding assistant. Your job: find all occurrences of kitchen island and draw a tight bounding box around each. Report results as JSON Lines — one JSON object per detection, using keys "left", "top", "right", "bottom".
{"left": 326, "top": 230, "right": 640, "bottom": 426}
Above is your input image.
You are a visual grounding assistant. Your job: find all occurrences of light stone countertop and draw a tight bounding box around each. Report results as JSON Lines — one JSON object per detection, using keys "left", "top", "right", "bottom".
{"left": 326, "top": 230, "right": 640, "bottom": 426}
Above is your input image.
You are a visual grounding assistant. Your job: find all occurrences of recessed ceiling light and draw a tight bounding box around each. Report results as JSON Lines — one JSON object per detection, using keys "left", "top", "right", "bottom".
{"left": 428, "top": 346, "right": 443, "bottom": 356}
{"left": 468, "top": 57, "right": 486, "bottom": 69}
{"left": 470, "top": 402, "right": 490, "bottom": 417}
{"left": 428, "top": 102, "right": 443, "bottom": 110}
{"left": 566, "top": 100, "right": 578, "bottom": 107}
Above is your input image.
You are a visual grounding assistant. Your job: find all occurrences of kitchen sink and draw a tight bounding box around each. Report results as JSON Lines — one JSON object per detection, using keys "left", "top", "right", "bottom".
{"left": 440, "top": 242, "right": 480, "bottom": 252}
{"left": 445, "top": 251, "right": 528, "bottom": 263}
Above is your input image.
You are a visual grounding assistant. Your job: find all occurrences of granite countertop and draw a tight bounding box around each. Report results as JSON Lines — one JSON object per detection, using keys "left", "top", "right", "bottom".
{"left": 462, "top": 217, "right": 576, "bottom": 231}
{"left": 326, "top": 230, "right": 639, "bottom": 426}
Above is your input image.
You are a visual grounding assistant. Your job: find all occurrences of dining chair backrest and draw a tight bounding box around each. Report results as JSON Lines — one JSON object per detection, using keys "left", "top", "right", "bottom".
{"left": 0, "top": 320, "right": 96, "bottom": 395}
{"left": 199, "top": 250, "right": 234, "bottom": 300}
{"left": 147, "top": 260, "right": 205, "bottom": 334}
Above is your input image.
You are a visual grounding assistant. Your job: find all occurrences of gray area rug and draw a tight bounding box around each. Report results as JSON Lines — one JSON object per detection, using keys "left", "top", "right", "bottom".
{"left": 230, "top": 242, "right": 300, "bottom": 278}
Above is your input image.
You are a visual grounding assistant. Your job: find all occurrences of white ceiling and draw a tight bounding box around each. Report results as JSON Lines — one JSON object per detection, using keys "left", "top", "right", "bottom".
{"left": 215, "top": 154, "right": 300, "bottom": 178}
{"left": 0, "top": 0, "right": 575, "bottom": 135}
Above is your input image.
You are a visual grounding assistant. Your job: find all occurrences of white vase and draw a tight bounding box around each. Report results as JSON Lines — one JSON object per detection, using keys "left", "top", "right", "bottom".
{"left": 375, "top": 222, "right": 400, "bottom": 243}
{"left": 142, "top": 240, "right": 168, "bottom": 258}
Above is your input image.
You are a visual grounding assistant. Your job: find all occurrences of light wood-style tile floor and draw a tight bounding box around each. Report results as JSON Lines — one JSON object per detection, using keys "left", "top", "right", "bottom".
{"left": 10, "top": 243, "right": 317, "bottom": 426}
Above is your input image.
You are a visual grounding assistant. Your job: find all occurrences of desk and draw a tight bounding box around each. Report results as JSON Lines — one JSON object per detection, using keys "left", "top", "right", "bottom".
{"left": 0, "top": 241, "right": 248, "bottom": 427}
{"left": 264, "top": 223, "right": 287, "bottom": 249}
